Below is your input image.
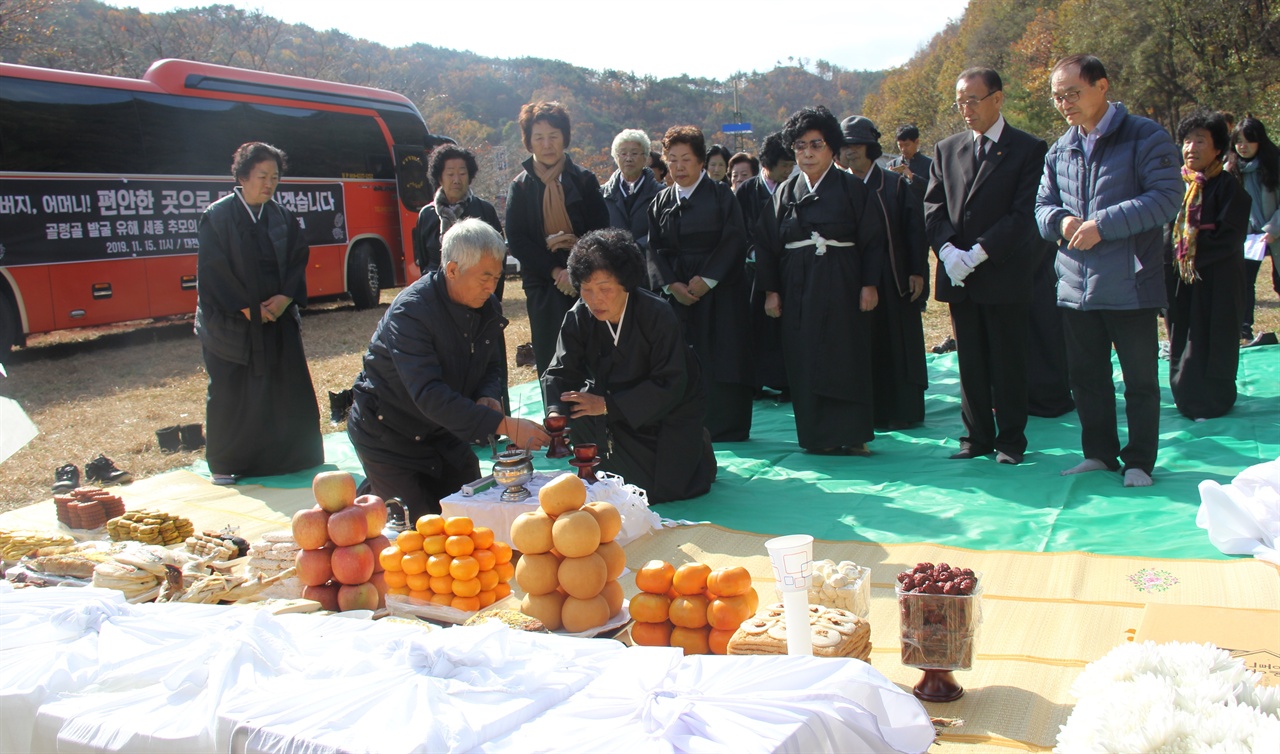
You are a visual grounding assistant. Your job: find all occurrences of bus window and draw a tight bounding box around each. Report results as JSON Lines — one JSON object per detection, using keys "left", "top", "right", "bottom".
{"left": 246, "top": 104, "right": 394, "bottom": 179}
{"left": 0, "top": 79, "right": 144, "bottom": 173}
{"left": 133, "top": 93, "right": 246, "bottom": 176}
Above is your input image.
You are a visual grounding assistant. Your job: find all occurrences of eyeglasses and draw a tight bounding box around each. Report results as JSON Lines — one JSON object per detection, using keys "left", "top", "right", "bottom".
{"left": 951, "top": 91, "right": 998, "bottom": 112}
{"left": 1049, "top": 89, "right": 1083, "bottom": 106}
{"left": 792, "top": 139, "right": 827, "bottom": 154}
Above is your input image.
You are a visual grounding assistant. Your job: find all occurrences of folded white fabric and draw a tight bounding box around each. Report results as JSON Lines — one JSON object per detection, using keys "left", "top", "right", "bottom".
{"left": 1197, "top": 457, "right": 1280, "bottom": 565}
{"left": 478, "top": 649, "right": 935, "bottom": 754}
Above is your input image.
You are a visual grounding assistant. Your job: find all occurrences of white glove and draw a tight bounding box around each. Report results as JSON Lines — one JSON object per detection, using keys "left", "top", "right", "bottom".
{"left": 939, "top": 243, "right": 975, "bottom": 287}
{"left": 965, "top": 243, "right": 989, "bottom": 269}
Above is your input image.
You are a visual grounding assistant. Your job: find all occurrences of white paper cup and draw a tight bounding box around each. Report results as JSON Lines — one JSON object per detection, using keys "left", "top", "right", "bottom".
{"left": 765, "top": 534, "right": 815, "bottom": 592}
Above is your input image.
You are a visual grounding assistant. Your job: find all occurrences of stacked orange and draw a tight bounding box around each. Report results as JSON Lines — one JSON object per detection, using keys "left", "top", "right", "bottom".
{"left": 378, "top": 514, "right": 514, "bottom": 613}
{"left": 510, "top": 473, "right": 626, "bottom": 633}
{"left": 630, "top": 560, "right": 758, "bottom": 655}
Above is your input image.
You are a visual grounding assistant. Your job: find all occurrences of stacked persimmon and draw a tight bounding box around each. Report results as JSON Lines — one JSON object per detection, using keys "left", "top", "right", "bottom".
{"left": 379, "top": 514, "right": 515, "bottom": 612}
{"left": 630, "top": 560, "right": 759, "bottom": 655}
{"left": 511, "top": 473, "right": 626, "bottom": 633}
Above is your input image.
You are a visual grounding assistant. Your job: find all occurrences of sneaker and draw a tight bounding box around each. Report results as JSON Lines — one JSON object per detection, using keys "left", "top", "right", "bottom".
{"left": 211, "top": 473, "right": 238, "bottom": 486}
{"left": 179, "top": 423, "right": 205, "bottom": 451}
{"left": 156, "top": 425, "right": 182, "bottom": 453}
{"left": 52, "top": 463, "right": 80, "bottom": 493}
{"left": 84, "top": 454, "right": 132, "bottom": 486}
{"left": 931, "top": 336, "right": 957, "bottom": 354}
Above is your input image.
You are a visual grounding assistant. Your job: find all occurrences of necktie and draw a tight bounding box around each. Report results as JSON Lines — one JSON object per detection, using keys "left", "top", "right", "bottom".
{"left": 975, "top": 135, "right": 990, "bottom": 168}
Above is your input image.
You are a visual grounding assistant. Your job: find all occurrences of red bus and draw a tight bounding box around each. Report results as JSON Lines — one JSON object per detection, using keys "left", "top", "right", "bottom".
{"left": 0, "top": 59, "right": 444, "bottom": 353}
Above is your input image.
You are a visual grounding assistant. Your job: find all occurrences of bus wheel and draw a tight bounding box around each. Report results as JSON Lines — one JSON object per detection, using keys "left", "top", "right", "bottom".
{"left": 347, "top": 243, "right": 380, "bottom": 310}
{"left": 0, "top": 292, "right": 19, "bottom": 356}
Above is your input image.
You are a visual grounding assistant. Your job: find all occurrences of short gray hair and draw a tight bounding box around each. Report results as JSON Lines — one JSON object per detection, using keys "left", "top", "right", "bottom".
{"left": 441, "top": 218, "right": 506, "bottom": 272}
{"left": 611, "top": 129, "right": 651, "bottom": 161}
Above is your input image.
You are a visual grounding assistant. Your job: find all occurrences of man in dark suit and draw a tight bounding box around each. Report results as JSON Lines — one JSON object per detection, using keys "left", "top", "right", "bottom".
{"left": 924, "top": 67, "right": 1049, "bottom": 464}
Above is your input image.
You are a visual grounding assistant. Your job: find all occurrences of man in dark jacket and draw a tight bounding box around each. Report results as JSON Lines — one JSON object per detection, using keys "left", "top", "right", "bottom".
{"left": 348, "top": 220, "right": 549, "bottom": 519}
{"left": 1035, "top": 55, "right": 1182, "bottom": 487}
{"left": 887, "top": 124, "right": 932, "bottom": 204}
{"left": 601, "top": 128, "right": 663, "bottom": 260}
{"left": 925, "top": 67, "right": 1048, "bottom": 465}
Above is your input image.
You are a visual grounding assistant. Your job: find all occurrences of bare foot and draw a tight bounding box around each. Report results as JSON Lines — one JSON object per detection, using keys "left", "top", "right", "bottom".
{"left": 1061, "top": 458, "right": 1108, "bottom": 476}
{"left": 1124, "top": 469, "right": 1153, "bottom": 487}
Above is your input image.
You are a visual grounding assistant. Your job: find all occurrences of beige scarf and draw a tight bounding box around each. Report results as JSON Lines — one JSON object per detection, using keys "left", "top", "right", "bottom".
{"left": 1173, "top": 159, "right": 1223, "bottom": 284}
{"left": 533, "top": 157, "right": 577, "bottom": 252}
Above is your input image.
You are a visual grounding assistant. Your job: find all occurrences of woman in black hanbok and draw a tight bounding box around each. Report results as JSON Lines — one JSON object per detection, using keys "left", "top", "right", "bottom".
{"left": 647, "top": 126, "right": 754, "bottom": 442}
{"left": 1167, "top": 111, "right": 1252, "bottom": 419}
{"left": 544, "top": 229, "right": 716, "bottom": 503}
{"left": 195, "top": 142, "right": 323, "bottom": 484}
{"left": 756, "top": 107, "right": 886, "bottom": 455}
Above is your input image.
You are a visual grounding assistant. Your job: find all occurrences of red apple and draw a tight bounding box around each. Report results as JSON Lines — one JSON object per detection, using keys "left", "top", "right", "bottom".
{"left": 365, "top": 534, "right": 390, "bottom": 573}
{"left": 369, "top": 571, "right": 388, "bottom": 609}
{"left": 295, "top": 548, "right": 334, "bottom": 587}
{"left": 302, "top": 582, "right": 340, "bottom": 611}
{"left": 355, "top": 495, "right": 387, "bottom": 535}
{"left": 312, "top": 471, "right": 357, "bottom": 513}
{"left": 337, "top": 582, "right": 379, "bottom": 612}
{"left": 331, "top": 542, "right": 374, "bottom": 585}
{"left": 292, "top": 507, "right": 331, "bottom": 550}
{"left": 327, "top": 505, "right": 368, "bottom": 547}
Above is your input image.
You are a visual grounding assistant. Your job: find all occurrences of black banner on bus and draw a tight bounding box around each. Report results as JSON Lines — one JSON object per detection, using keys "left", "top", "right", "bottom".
{"left": 0, "top": 178, "right": 347, "bottom": 267}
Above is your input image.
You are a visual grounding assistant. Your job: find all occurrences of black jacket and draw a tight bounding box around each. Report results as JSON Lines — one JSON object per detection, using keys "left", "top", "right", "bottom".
{"left": 504, "top": 155, "right": 610, "bottom": 290}
{"left": 601, "top": 168, "right": 664, "bottom": 253}
{"left": 348, "top": 271, "right": 507, "bottom": 470}
{"left": 414, "top": 194, "right": 503, "bottom": 273}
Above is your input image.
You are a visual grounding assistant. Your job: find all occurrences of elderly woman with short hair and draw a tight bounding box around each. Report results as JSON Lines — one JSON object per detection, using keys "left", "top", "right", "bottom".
{"left": 349, "top": 219, "right": 549, "bottom": 519}
{"left": 706, "top": 143, "right": 733, "bottom": 184}
{"left": 756, "top": 106, "right": 887, "bottom": 455}
{"left": 415, "top": 143, "right": 505, "bottom": 298}
{"left": 728, "top": 151, "right": 759, "bottom": 192}
{"left": 505, "top": 101, "right": 610, "bottom": 379}
{"left": 601, "top": 129, "right": 663, "bottom": 259}
{"left": 544, "top": 228, "right": 716, "bottom": 503}
{"left": 647, "top": 125, "right": 754, "bottom": 442}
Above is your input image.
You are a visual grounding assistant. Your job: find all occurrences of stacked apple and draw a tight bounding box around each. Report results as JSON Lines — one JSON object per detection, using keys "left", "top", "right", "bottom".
{"left": 379, "top": 514, "right": 515, "bottom": 612}
{"left": 291, "top": 471, "right": 390, "bottom": 612}
{"left": 511, "top": 473, "right": 626, "bottom": 633}
{"left": 629, "top": 560, "right": 759, "bottom": 655}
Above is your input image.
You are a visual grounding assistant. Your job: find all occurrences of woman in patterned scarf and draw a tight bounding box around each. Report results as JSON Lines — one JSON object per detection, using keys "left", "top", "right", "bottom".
{"left": 415, "top": 144, "right": 505, "bottom": 300}
{"left": 1166, "top": 110, "right": 1253, "bottom": 419}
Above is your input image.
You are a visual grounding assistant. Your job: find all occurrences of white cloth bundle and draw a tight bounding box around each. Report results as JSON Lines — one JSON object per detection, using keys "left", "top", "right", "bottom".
{"left": 1196, "top": 457, "right": 1280, "bottom": 565}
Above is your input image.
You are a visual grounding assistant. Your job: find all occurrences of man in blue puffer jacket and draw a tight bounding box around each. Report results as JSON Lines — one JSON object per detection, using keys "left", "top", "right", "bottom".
{"left": 1035, "top": 54, "right": 1182, "bottom": 488}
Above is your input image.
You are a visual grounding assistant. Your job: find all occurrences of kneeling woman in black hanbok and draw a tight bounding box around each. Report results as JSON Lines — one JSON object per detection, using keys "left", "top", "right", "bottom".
{"left": 1167, "top": 110, "right": 1252, "bottom": 419}
{"left": 196, "top": 142, "right": 323, "bottom": 484}
{"left": 543, "top": 229, "right": 717, "bottom": 503}
{"left": 756, "top": 107, "right": 887, "bottom": 455}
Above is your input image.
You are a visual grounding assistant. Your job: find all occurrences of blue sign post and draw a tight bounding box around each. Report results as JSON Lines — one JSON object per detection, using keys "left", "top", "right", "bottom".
{"left": 721, "top": 122, "right": 753, "bottom": 134}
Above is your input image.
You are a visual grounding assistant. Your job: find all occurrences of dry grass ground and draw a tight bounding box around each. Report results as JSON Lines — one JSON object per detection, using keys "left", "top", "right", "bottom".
{"left": 1, "top": 258, "right": 1275, "bottom": 512}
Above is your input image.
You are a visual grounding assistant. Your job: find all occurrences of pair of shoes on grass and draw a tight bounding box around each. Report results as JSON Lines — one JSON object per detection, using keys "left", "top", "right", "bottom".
{"left": 51, "top": 454, "right": 132, "bottom": 493}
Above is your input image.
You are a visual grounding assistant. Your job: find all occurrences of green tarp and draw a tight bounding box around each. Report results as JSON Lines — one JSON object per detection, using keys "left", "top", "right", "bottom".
{"left": 197, "top": 347, "right": 1280, "bottom": 560}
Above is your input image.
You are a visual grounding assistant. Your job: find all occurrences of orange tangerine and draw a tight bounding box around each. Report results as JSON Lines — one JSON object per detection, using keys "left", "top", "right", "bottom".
{"left": 669, "top": 594, "right": 710, "bottom": 628}
{"left": 429, "top": 592, "right": 454, "bottom": 606}
{"left": 429, "top": 574, "right": 454, "bottom": 594}
{"left": 469, "top": 526, "right": 495, "bottom": 549}
{"left": 382, "top": 569, "right": 408, "bottom": 588}
{"left": 631, "top": 620, "right": 673, "bottom": 647}
{"left": 707, "top": 595, "right": 753, "bottom": 631}
{"left": 452, "top": 576, "right": 481, "bottom": 598}
{"left": 449, "top": 555, "right": 479, "bottom": 581}
{"left": 478, "top": 569, "right": 500, "bottom": 591}
{"left": 396, "top": 530, "right": 424, "bottom": 553}
{"left": 422, "top": 534, "right": 448, "bottom": 555}
{"left": 473, "top": 548, "right": 496, "bottom": 572}
{"left": 426, "top": 553, "right": 453, "bottom": 578}
{"left": 388, "top": 586, "right": 410, "bottom": 596}
{"left": 494, "top": 561, "right": 515, "bottom": 582}
{"left": 493, "top": 582, "right": 512, "bottom": 599}
{"left": 416, "top": 514, "right": 446, "bottom": 537}
{"left": 451, "top": 595, "right": 480, "bottom": 612}
{"left": 669, "top": 625, "right": 710, "bottom": 655}
{"left": 477, "top": 589, "right": 497, "bottom": 608}
{"left": 405, "top": 572, "right": 431, "bottom": 592}
{"left": 672, "top": 562, "right": 712, "bottom": 595}
{"left": 445, "top": 535, "right": 475, "bottom": 557}
{"left": 408, "top": 588, "right": 432, "bottom": 602}
{"left": 708, "top": 627, "right": 734, "bottom": 655}
{"left": 490, "top": 541, "right": 513, "bottom": 565}
{"left": 379, "top": 545, "right": 405, "bottom": 572}
{"left": 629, "top": 592, "right": 672, "bottom": 623}
{"left": 443, "top": 516, "right": 474, "bottom": 536}
{"left": 635, "top": 560, "right": 676, "bottom": 594}
{"left": 400, "top": 550, "right": 427, "bottom": 575}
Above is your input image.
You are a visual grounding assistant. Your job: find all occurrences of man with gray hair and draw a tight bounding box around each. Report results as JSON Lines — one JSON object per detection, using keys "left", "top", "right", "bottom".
{"left": 348, "top": 219, "right": 549, "bottom": 518}
{"left": 601, "top": 128, "right": 663, "bottom": 260}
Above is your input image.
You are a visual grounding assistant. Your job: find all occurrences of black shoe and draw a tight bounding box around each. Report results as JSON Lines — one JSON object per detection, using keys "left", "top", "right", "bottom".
{"left": 156, "top": 426, "right": 182, "bottom": 453}
{"left": 52, "top": 463, "right": 80, "bottom": 493}
{"left": 1241, "top": 326, "right": 1255, "bottom": 341}
{"left": 85, "top": 454, "right": 132, "bottom": 486}
{"left": 515, "top": 343, "right": 536, "bottom": 368}
{"left": 1244, "top": 332, "right": 1278, "bottom": 348}
{"left": 775, "top": 388, "right": 791, "bottom": 403}
{"left": 932, "top": 337, "right": 957, "bottom": 354}
{"left": 328, "top": 389, "right": 353, "bottom": 424}
{"left": 179, "top": 423, "right": 205, "bottom": 450}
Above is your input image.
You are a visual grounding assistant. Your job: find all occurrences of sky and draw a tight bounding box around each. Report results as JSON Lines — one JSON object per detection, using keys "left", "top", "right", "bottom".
{"left": 100, "top": 0, "right": 971, "bottom": 81}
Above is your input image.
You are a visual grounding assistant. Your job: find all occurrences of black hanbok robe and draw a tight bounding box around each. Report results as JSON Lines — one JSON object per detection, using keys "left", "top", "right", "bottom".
{"left": 756, "top": 167, "right": 887, "bottom": 450}
{"left": 1166, "top": 172, "right": 1252, "bottom": 418}
{"left": 414, "top": 193, "right": 505, "bottom": 299}
{"left": 543, "top": 290, "right": 716, "bottom": 504}
{"left": 195, "top": 190, "right": 323, "bottom": 477}
{"left": 648, "top": 176, "right": 754, "bottom": 441}
{"left": 861, "top": 164, "right": 928, "bottom": 427}
{"left": 737, "top": 175, "right": 789, "bottom": 391}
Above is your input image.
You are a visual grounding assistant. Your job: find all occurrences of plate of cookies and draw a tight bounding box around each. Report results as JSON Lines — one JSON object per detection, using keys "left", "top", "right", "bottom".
{"left": 726, "top": 603, "right": 871, "bottom": 661}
